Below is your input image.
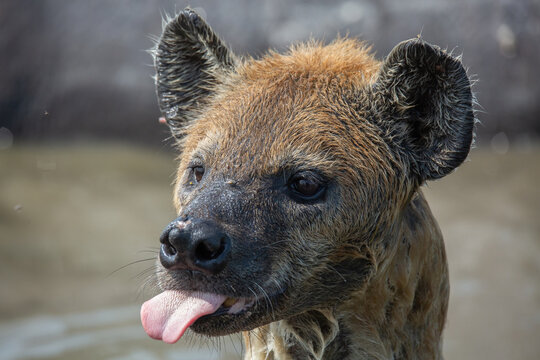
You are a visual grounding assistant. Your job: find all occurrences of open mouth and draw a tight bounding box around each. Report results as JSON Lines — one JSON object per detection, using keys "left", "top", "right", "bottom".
{"left": 140, "top": 290, "right": 257, "bottom": 344}
{"left": 203, "top": 296, "right": 256, "bottom": 318}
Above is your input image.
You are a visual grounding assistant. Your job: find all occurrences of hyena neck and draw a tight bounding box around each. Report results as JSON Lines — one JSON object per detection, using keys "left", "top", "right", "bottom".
{"left": 243, "top": 193, "right": 449, "bottom": 360}
{"left": 337, "top": 194, "right": 449, "bottom": 359}
{"left": 243, "top": 309, "right": 344, "bottom": 360}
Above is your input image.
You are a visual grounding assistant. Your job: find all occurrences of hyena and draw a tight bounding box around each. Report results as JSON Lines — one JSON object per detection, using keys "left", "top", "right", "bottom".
{"left": 141, "top": 9, "right": 474, "bottom": 360}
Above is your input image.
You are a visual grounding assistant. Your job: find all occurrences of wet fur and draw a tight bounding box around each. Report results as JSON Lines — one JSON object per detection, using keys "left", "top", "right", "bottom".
{"left": 151, "top": 9, "right": 474, "bottom": 360}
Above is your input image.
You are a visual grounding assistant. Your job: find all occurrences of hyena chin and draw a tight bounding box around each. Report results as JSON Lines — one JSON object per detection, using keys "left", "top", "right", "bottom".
{"left": 140, "top": 8, "right": 474, "bottom": 360}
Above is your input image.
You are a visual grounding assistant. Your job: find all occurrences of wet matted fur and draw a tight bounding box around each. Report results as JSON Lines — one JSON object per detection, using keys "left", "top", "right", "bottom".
{"left": 143, "top": 8, "right": 475, "bottom": 360}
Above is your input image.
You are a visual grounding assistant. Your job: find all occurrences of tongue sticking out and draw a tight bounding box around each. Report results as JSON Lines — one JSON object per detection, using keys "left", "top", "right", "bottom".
{"left": 140, "top": 290, "right": 226, "bottom": 344}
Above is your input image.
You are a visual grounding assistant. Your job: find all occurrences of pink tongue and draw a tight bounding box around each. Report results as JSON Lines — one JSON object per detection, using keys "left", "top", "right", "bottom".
{"left": 140, "top": 290, "right": 226, "bottom": 344}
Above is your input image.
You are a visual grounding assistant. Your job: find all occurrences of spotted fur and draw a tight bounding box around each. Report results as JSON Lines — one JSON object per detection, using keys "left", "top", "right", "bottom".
{"left": 151, "top": 9, "right": 474, "bottom": 360}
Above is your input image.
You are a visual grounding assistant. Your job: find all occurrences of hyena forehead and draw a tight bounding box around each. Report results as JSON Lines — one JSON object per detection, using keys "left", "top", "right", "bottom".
{"left": 180, "top": 40, "right": 390, "bottom": 178}
{"left": 157, "top": 9, "right": 474, "bottom": 183}
{"left": 238, "top": 39, "right": 380, "bottom": 82}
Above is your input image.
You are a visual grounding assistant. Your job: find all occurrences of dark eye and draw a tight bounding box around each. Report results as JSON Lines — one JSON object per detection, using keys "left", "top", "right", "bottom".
{"left": 192, "top": 166, "right": 205, "bottom": 183}
{"left": 289, "top": 173, "right": 325, "bottom": 201}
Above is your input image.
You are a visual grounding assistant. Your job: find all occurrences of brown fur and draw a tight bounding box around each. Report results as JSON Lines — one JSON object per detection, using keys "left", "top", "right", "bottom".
{"left": 149, "top": 9, "right": 474, "bottom": 359}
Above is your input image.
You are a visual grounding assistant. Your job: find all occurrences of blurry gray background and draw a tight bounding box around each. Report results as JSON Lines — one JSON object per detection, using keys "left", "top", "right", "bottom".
{"left": 1, "top": 0, "right": 539, "bottom": 145}
{"left": 0, "top": 1, "right": 539, "bottom": 360}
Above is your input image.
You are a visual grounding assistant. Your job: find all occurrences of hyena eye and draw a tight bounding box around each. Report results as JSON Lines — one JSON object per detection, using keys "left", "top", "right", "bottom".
{"left": 192, "top": 166, "right": 205, "bottom": 183}
{"left": 288, "top": 172, "right": 325, "bottom": 201}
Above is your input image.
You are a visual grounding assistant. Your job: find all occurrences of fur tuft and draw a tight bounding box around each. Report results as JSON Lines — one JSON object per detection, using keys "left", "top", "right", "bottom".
{"left": 369, "top": 38, "right": 475, "bottom": 181}
{"left": 155, "top": 8, "right": 237, "bottom": 139}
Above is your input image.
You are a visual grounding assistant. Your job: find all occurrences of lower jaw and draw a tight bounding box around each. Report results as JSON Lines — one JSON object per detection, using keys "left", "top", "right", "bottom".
{"left": 191, "top": 313, "right": 253, "bottom": 336}
{"left": 191, "top": 307, "right": 276, "bottom": 336}
{"left": 191, "top": 289, "right": 288, "bottom": 336}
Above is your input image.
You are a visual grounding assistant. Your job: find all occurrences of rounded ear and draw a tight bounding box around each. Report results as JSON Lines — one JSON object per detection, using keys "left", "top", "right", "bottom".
{"left": 369, "top": 39, "right": 475, "bottom": 181}
{"left": 154, "top": 9, "right": 238, "bottom": 138}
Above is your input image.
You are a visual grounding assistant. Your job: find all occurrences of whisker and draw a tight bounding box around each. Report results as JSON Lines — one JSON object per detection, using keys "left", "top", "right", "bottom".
{"left": 107, "top": 258, "right": 155, "bottom": 277}
{"left": 136, "top": 249, "right": 159, "bottom": 255}
{"left": 136, "top": 267, "right": 164, "bottom": 299}
{"left": 270, "top": 277, "right": 286, "bottom": 295}
{"left": 247, "top": 286, "right": 259, "bottom": 308}
{"left": 229, "top": 333, "right": 243, "bottom": 358}
{"left": 133, "top": 265, "right": 159, "bottom": 280}
{"left": 252, "top": 281, "right": 275, "bottom": 320}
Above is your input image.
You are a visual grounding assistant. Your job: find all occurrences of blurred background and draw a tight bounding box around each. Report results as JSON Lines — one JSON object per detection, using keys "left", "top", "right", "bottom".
{"left": 0, "top": 0, "right": 538, "bottom": 359}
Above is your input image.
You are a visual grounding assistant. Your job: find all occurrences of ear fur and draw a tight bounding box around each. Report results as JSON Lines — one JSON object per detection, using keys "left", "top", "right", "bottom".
{"left": 154, "top": 9, "right": 237, "bottom": 138}
{"left": 370, "top": 39, "right": 475, "bottom": 181}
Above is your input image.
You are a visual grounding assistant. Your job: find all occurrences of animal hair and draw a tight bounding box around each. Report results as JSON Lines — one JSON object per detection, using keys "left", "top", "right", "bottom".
{"left": 148, "top": 9, "right": 476, "bottom": 360}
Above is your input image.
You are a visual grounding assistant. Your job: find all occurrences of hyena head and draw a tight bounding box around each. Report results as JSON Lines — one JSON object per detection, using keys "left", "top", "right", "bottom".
{"left": 141, "top": 9, "right": 474, "bottom": 344}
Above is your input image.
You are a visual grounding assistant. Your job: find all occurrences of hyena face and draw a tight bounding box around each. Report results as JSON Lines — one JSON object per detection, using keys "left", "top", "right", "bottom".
{"left": 141, "top": 9, "right": 473, "bottom": 346}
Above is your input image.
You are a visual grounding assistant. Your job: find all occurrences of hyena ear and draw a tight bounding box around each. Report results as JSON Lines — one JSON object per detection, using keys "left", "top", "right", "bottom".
{"left": 369, "top": 39, "right": 475, "bottom": 181}
{"left": 154, "top": 9, "right": 238, "bottom": 138}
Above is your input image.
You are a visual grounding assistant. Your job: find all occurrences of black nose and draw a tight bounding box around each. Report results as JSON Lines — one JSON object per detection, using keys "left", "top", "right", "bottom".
{"left": 159, "top": 218, "right": 231, "bottom": 274}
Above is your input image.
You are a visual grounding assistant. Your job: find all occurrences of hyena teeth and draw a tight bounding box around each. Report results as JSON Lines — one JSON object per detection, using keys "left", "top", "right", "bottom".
{"left": 223, "top": 297, "right": 238, "bottom": 307}
{"left": 228, "top": 298, "right": 249, "bottom": 314}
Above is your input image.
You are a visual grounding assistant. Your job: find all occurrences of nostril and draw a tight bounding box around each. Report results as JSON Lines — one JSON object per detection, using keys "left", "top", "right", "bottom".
{"left": 195, "top": 237, "right": 226, "bottom": 261}
{"left": 160, "top": 227, "right": 180, "bottom": 256}
{"left": 162, "top": 242, "right": 177, "bottom": 257}
{"left": 160, "top": 218, "right": 231, "bottom": 274}
{"left": 190, "top": 234, "right": 231, "bottom": 274}
{"left": 159, "top": 222, "right": 185, "bottom": 269}
{"left": 159, "top": 242, "right": 179, "bottom": 269}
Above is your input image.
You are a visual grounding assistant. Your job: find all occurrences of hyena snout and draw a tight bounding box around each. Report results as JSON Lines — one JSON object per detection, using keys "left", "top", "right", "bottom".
{"left": 159, "top": 218, "right": 232, "bottom": 275}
